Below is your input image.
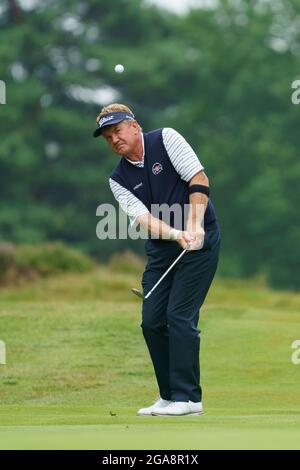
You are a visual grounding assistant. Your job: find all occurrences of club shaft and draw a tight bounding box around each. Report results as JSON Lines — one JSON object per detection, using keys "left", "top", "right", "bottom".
{"left": 144, "top": 246, "right": 188, "bottom": 299}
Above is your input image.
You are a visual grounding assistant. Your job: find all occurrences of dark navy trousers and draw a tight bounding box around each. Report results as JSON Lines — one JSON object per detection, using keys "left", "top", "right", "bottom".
{"left": 141, "top": 227, "right": 220, "bottom": 403}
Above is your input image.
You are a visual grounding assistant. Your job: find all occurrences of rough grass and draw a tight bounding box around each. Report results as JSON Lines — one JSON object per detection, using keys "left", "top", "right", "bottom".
{"left": 0, "top": 242, "right": 94, "bottom": 286}
{"left": 0, "top": 266, "right": 299, "bottom": 449}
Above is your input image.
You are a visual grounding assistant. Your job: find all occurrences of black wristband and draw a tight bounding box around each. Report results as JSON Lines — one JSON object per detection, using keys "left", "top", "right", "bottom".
{"left": 189, "top": 184, "right": 210, "bottom": 197}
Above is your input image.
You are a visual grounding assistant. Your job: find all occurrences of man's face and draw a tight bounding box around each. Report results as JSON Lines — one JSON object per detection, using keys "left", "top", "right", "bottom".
{"left": 101, "top": 120, "right": 139, "bottom": 155}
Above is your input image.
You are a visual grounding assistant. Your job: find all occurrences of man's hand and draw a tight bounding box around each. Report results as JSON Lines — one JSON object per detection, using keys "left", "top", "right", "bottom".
{"left": 186, "top": 229, "right": 205, "bottom": 251}
{"left": 176, "top": 230, "right": 205, "bottom": 251}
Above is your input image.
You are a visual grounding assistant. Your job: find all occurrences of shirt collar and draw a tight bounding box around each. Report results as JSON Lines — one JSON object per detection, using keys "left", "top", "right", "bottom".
{"left": 125, "top": 133, "right": 144, "bottom": 166}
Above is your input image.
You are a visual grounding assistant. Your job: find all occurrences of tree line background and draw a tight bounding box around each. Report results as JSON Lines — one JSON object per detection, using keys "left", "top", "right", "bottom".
{"left": 0, "top": 0, "right": 299, "bottom": 290}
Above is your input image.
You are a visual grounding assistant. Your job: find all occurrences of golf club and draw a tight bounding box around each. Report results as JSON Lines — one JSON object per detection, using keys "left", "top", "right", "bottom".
{"left": 131, "top": 244, "right": 190, "bottom": 300}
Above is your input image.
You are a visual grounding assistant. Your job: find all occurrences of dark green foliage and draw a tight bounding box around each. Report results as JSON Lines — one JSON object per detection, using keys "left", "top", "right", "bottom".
{"left": 0, "top": 242, "right": 94, "bottom": 284}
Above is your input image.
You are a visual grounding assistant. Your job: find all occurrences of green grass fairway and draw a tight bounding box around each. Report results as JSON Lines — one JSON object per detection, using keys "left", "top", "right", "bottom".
{"left": 0, "top": 267, "right": 299, "bottom": 449}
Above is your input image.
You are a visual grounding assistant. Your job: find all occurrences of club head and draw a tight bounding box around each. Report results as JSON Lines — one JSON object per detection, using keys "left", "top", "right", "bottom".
{"left": 131, "top": 288, "right": 145, "bottom": 300}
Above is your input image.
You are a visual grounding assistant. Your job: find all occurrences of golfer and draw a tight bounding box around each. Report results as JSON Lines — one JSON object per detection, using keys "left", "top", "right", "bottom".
{"left": 93, "top": 104, "right": 221, "bottom": 416}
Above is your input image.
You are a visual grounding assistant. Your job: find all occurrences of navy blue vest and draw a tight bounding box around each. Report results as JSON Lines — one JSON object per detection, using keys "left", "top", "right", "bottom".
{"left": 111, "top": 129, "right": 219, "bottom": 242}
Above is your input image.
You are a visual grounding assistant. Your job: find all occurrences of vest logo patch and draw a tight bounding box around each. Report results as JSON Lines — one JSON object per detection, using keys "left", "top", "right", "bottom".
{"left": 134, "top": 182, "right": 143, "bottom": 190}
{"left": 152, "top": 162, "right": 163, "bottom": 175}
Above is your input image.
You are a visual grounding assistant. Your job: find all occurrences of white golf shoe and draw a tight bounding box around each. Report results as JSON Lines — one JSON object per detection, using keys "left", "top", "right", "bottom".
{"left": 137, "top": 397, "right": 172, "bottom": 416}
{"left": 151, "top": 400, "right": 204, "bottom": 416}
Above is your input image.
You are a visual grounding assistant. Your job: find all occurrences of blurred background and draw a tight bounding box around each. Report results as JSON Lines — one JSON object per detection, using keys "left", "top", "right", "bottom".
{"left": 0, "top": 0, "right": 300, "bottom": 291}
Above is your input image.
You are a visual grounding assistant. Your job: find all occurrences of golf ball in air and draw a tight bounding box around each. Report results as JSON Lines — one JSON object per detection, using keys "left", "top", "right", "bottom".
{"left": 114, "top": 64, "right": 124, "bottom": 73}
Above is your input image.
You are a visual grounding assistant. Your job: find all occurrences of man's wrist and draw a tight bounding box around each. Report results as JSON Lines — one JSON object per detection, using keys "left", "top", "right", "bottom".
{"left": 169, "top": 228, "right": 181, "bottom": 240}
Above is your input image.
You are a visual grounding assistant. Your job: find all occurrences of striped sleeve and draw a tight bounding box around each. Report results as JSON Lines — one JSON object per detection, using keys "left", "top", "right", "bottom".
{"left": 162, "top": 128, "right": 204, "bottom": 182}
{"left": 109, "top": 178, "right": 149, "bottom": 226}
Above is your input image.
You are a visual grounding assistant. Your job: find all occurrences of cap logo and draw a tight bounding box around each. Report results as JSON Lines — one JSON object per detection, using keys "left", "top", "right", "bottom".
{"left": 99, "top": 115, "right": 115, "bottom": 127}
{"left": 94, "top": 111, "right": 136, "bottom": 137}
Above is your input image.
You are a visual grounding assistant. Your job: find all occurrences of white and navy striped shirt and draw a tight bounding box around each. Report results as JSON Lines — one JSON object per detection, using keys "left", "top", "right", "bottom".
{"left": 109, "top": 128, "right": 204, "bottom": 225}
